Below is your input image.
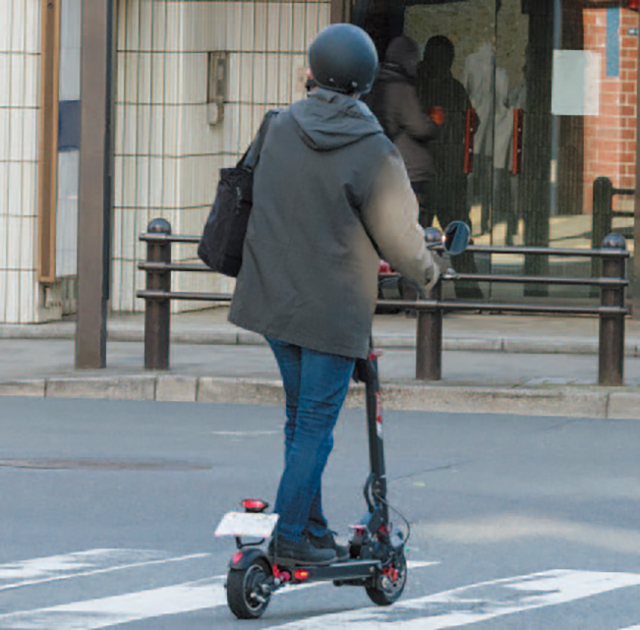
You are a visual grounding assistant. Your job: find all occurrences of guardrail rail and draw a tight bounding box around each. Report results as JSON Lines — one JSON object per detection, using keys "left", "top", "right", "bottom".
{"left": 137, "top": 218, "right": 629, "bottom": 386}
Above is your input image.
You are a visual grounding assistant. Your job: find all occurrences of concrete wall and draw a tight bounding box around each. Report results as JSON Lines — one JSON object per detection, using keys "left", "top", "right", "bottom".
{"left": 112, "top": 0, "right": 331, "bottom": 313}
{"left": 0, "top": 0, "right": 41, "bottom": 323}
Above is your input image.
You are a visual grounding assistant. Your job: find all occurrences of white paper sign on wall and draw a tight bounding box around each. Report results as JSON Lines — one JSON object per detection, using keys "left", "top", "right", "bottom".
{"left": 551, "top": 50, "right": 601, "bottom": 116}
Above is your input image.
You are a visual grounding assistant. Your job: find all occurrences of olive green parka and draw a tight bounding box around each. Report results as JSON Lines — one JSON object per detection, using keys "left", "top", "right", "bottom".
{"left": 228, "top": 88, "right": 438, "bottom": 359}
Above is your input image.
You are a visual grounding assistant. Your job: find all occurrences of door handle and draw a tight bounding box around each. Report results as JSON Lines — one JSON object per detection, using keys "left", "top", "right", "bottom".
{"left": 512, "top": 108, "right": 524, "bottom": 175}
{"left": 463, "top": 108, "right": 475, "bottom": 175}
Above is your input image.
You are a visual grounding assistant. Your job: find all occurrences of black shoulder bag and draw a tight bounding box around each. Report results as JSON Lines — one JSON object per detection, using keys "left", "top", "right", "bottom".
{"left": 197, "top": 110, "right": 278, "bottom": 277}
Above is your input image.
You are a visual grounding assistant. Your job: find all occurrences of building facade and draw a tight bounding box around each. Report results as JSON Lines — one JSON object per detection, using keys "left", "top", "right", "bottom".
{"left": 0, "top": 0, "right": 638, "bottom": 323}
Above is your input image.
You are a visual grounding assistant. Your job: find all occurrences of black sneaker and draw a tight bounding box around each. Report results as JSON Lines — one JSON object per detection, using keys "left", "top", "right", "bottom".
{"left": 307, "top": 530, "right": 350, "bottom": 562}
{"left": 268, "top": 536, "right": 337, "bottom": 566}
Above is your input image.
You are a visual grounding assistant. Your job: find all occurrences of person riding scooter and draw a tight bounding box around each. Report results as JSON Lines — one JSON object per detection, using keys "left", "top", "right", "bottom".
{"left": 228, "top": 23, "right": 442, "bottom": 567}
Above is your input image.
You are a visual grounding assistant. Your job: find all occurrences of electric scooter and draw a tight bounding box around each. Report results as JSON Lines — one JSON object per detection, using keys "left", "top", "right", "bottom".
{"left": 215, "top": 221, "right": 471, "bottom": 620}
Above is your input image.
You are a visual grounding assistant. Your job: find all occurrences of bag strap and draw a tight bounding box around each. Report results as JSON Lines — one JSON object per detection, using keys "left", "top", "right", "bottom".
{"left": 241, "top": 109, "right": 279, "bottom": 171}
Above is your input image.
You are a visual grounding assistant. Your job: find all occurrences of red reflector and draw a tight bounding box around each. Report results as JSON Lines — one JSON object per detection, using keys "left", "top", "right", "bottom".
{"left": 383, "top": 565, "right": 399, "bottom": 582}
{"left": 241, "top": 498, "right": 268, "bottom": 512}
{"left": 294, "top": 569, "right": 310, "bottom": 581}
{"left": 232, "top": 551, "right": 243, "bottom": 564}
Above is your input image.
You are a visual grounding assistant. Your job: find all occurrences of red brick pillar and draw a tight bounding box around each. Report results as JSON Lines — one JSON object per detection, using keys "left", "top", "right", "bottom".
{"left": 583, "top": 8, "right": 638, "bottom": 214}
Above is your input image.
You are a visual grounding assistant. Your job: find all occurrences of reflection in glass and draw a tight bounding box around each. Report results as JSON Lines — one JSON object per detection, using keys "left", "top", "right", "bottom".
{"left": 352, "top": 0, "right": 636, "bottom": 304}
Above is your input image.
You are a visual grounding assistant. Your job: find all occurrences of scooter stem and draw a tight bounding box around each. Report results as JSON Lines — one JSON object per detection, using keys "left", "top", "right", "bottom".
{"left": 357, "top": 353, "right": 389, "bottom": 525}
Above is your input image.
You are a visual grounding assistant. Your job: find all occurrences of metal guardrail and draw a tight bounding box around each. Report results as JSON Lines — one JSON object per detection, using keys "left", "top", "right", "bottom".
{"left": 137, "top": 218, "right": 630, "bottom": 386}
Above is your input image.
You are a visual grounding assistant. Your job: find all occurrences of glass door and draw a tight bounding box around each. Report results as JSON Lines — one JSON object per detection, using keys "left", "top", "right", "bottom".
{"left": 351, "top": 1, "right": 637, "bottom": 305}
{"left": 494, "top": 1, "right": 637, "bottom": 302}
{"left": 407, "top": 0, "right": 503, "bottom": 299}
{"left": 352, "top": 0, "right": 501, "bottom": 299}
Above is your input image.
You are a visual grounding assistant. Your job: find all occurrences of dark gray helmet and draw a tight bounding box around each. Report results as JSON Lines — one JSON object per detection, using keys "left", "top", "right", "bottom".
{"left": 308, "top": 24, "right": 378, "bottom": 95}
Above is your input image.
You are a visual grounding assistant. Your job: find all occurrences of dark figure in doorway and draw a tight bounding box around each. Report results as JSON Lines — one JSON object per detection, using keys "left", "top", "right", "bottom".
{"left": 416, "top": 35, "right": 483, "bottom": 299}
{"left": 365, "top": 35, "right": 444, "bottom": 308}
{"left": 366, "top": 35, "right": 442, "bottom": 228}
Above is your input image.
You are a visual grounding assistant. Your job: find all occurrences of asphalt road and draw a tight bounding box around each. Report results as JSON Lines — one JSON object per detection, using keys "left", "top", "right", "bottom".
{"left": 0, "top": 396, "right": 639, "bottom": 629}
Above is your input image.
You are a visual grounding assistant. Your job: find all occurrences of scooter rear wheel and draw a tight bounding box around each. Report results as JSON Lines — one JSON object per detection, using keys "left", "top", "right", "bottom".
{"left": 365, "top": 551, "right": 407, "bottom": 606}
{"left": 226, "top": 558, "right": 272, "bottom": 619}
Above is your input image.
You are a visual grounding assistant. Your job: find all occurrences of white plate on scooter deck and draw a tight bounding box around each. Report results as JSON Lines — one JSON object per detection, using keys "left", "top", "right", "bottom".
{"left": 215, "top": 512, "right": 279, "bottom": 538}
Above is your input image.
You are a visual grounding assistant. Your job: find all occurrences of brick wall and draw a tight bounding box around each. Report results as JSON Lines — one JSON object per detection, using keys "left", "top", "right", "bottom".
{"left": 583, "top": 7, "right": 638, "bottom": 213}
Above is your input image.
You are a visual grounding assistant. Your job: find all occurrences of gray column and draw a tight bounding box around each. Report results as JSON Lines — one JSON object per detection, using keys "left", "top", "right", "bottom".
{"left": 330, "top": 0, "right": 347, "bottom": 23}
{"left": 75, "top": 0, "right": 115, "bottom": 368}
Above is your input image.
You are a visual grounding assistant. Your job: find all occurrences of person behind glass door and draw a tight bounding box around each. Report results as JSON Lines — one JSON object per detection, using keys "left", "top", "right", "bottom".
{"left": 366, "top": 36, "right": 443, "bottom": 229}
{"left": 462, "top": 42, "right": 510, "bottom": 237}
{"left": 491, "top": 63, "right": 516, "bottom": 245}
{"left": 365, "top": 35, "right": 444, "bottom": 309}
{"left": 416, "top": 35, "right": 483, "bottom": 300}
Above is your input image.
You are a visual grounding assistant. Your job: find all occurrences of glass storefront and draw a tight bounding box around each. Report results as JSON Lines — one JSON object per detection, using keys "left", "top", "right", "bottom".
{"left": 349, "top": 0, "right": 638, "bottom": 304}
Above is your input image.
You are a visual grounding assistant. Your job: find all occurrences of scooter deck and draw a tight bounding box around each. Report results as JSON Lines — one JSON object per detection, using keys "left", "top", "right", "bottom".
{"left": 276, "top": 559, "right": 381, "bottom": 582}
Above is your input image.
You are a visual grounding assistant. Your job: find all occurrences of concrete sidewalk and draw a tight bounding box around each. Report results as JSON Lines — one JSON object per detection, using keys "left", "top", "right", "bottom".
{"left": 3, "top": 307, "right": 640, "bottom": 354}
{"left": 1, "top": 308, "right": 639, "bottom": 420}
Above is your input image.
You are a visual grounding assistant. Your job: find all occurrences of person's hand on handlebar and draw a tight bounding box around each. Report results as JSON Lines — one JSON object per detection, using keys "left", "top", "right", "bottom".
{"left": 423, "top": 250, "right": 455, "bottom": 295}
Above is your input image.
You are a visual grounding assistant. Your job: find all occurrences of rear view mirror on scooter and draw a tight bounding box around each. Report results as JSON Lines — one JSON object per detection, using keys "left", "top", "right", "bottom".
{"left": 424, "top": 221, "right": 471, "bottom": 256}
{"left": 443, "top": 221, "right": 471, "bottom": 256}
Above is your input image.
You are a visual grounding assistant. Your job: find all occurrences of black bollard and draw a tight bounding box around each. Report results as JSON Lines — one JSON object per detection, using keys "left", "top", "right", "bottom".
{"left": 416, "top": 228, "right": 443, "bottom": 381}
{"left": 416, "top": 281, "right": 442, "bottom": 381}
{"left": 598, "top": 233, "right": 626, "bottom": 386}
{"left": 144, "top": 218, "right": 172, "bottom": 370}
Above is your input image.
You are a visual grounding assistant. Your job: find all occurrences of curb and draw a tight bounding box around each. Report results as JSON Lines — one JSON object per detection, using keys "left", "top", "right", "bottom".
{"left": 1, "top": 374, "right": 638, "bottom": 420}
{"left": 1, "top": 325, "right": 639, "bottom": 356}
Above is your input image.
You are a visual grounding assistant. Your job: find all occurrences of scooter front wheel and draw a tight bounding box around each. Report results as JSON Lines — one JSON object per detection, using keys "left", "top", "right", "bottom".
{"left": 365, "top": 551, "right": 407, "bottom": 606}
{"left": 226, "top": 558, "right": 272, "bottom": 619}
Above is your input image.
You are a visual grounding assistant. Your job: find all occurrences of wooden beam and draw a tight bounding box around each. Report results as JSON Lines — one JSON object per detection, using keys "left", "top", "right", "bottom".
{"left": 37, "top": 0, "right": 60, "bottom": 284}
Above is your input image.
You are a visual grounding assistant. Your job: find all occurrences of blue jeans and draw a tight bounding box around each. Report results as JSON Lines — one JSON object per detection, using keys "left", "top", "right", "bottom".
{"left": 267, "top": 338, "right": 356, "bottom": 542}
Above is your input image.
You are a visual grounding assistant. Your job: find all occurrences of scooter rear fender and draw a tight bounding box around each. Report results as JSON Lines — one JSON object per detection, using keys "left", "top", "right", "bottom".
{"left": 229, "top": 547, "right": 271, "bottom": 572}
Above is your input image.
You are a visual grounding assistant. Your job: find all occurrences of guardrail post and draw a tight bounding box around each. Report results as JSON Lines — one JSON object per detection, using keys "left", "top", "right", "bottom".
{"left": 416, "top": 228, "right": 444, "bottom": 380}
{"left": 144, "top": 218, "right": 172, "bottom": 370}
{"left": 416, "top": 282, "right": 442, "bottom": 380}
{"left": 598, "top": 233, "right": 626, "bottom": 386}
{"left": 591, "top": 177, "right": 614, "bottom": 278}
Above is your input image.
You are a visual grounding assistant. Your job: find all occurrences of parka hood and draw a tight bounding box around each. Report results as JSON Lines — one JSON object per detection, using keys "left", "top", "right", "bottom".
{"left": 384, "top": 36, "right": 420, "bottom": 78}
{"left": 290, "top": 88, "right": 383, "bottom": 151}
{"left": 376, "top": 63, "right": 412, "bottom": 85}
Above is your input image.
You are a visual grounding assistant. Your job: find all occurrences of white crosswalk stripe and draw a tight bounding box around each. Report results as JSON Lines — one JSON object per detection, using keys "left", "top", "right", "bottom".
{"left": 0, "top": 557, "right": 437, "bottom": 629}
{"left": 266, "top": 569, "right": 640, "bottom": 629}
{"left": 0, "top": 550, "right": 638, "bottom": 629}
{"left": 0, "top": 578, "right": 226, "bottom": 629}
{"left": 0, "top": 549, "right": 210, "bottom": 592}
